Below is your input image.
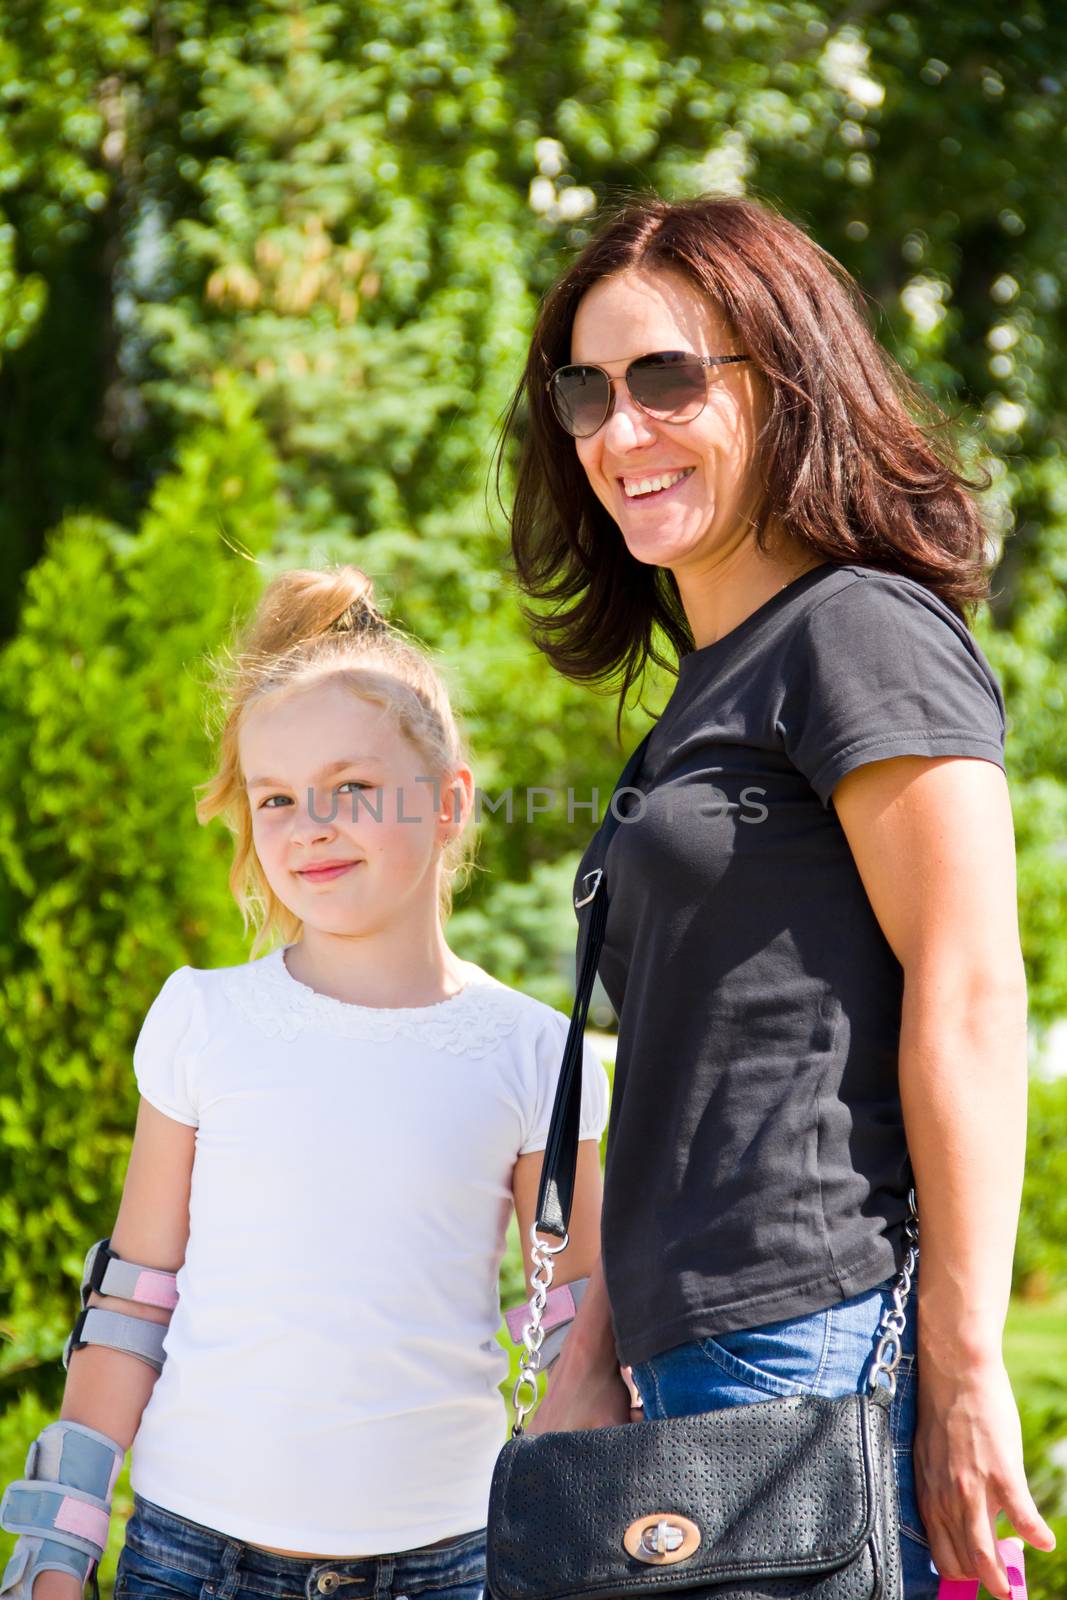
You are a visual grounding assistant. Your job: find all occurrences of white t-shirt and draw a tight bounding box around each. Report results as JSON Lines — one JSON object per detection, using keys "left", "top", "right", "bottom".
{"left": 129, "top": 944, "right": 610, "bottom": 1554}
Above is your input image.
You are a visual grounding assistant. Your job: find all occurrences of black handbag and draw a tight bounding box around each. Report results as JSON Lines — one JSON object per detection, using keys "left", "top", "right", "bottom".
{"left": 486, "top": 733, "right": 919, "bottom": 1600}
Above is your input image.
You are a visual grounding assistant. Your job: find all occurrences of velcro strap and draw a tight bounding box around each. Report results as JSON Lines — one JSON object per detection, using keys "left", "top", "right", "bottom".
{"left": 538, "top": 1320, "right": 574, "bottom": 1369}
{"left": 0, "top": 1483, "right": 109, "bottom": 1560}
{"left": 97, "top": 1258, "right": 178, "bottom": 1310}
{"left": 504, "top": 1276, "right": 588, "bottom": 1344}
{"left": 0, "top": 1541, "right": 30, "bottom": 1596}
{"left": 81, "top": 1238, "right": 179, "bottom": 1311}
{"left": 64, "top": 1307, "right": 168, "bottom": 1373}
{"left": 27, "top": 1421, "right": 124, "bottom": 1501}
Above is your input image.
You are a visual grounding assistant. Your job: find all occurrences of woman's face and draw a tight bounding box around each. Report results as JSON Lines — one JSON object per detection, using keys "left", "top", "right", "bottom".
{"left": 569, "top": 266, "right": 767, "bottom": 575}
{"left": 241, "top": 678, "right": 469, "bottom": 937}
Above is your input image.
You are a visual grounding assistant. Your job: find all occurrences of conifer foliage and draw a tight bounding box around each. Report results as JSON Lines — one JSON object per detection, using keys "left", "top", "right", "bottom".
{"left": 1, "top": 1, "right": 1066, "bottom": 1422}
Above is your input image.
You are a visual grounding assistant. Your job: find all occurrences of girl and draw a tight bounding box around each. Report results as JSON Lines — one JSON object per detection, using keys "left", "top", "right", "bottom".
{"left": 6, "top": 566, "right": 608, "bottom": 1600}
{"left": 501, "top": 194, "right": 1054, "bottom": 1600}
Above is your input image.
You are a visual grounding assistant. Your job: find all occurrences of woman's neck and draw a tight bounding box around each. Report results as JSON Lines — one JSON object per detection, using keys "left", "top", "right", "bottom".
{"left": 677, "top": 531, "right": 824, "bottom": 651}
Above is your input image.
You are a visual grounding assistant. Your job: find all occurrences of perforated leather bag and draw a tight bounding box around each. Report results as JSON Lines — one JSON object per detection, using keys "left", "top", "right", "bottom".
{"left": 488, "top": 1387, "right": 901, "bottom": 1600}
{"left": 485, "top": 732, "right": 913, "bottom": 1600}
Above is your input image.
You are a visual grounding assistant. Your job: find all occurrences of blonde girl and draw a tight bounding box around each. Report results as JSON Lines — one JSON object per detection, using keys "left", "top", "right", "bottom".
{"left": 2, "top": 567, "right": 608, "bottom": 1600}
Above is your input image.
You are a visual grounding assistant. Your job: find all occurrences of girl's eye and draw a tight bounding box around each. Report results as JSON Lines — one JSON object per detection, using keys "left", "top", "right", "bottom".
{"left": 258, "top": 781, "right": 370, "bottom": 810}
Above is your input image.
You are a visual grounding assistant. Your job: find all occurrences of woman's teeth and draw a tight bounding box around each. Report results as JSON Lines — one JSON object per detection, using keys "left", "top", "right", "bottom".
{"left": 622, "top": 467, "right": 694, "bottom": 499}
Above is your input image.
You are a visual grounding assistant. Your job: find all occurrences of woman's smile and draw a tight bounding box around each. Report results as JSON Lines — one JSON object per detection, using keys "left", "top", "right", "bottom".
{"left": 618, "top": 465, "right": 696, "bottom": 503}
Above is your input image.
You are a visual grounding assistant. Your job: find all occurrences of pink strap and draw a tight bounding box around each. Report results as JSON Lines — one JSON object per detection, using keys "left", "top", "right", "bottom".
{"left": 504, "top": 1284, "right": 576, "bottom": 1343}
{"left": 937, "top": 1538, "right": 1027, "bottom": 1600}
{"left": 132, "top": 1268, "right": 179, "bottom": 1309}
{"left": 53, "top": 1496, "right": 110, "bottom": 1551}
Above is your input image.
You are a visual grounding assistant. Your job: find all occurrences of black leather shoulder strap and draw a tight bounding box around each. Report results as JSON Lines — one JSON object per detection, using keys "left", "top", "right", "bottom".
{"left": 535, "top": 728, "right": 655, "bottom": 1237}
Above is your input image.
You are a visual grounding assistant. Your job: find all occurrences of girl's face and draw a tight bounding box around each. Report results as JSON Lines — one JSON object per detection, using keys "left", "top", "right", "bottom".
{"left": 241, "top": 679, "right": 468, "bottom": 936}
{"left": 569, "top": 266, "right": 767, "bottom": 575}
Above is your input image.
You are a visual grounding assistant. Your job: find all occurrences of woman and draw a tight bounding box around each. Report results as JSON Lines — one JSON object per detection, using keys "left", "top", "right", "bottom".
{"left": 498, "top": 195, "right": 1055, "bottom": 1600}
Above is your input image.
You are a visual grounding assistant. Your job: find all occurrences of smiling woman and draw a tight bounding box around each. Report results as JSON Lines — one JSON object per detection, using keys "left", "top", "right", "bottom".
{"left": 565, "top": 266, "right": 800, "bottom": 606}
{"left": 494, "top": 193, "right": 1052, "bottom": 1600}
{"left": 498, "top": 194, "right": 990, "bottom": 734}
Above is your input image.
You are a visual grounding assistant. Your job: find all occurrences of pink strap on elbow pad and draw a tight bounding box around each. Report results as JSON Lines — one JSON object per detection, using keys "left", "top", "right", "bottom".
{"left": 131, "top": 1269, "right": 179, "bottom": 1309}
{"left": 504, "top": 1283, "right": 577, "bottom": 1344}
{"left": 80, "top": 1237, "right": 179, "bottom": 1313}
{"left": 937, "top": 1538, "right": 1027, "bottom": 1599}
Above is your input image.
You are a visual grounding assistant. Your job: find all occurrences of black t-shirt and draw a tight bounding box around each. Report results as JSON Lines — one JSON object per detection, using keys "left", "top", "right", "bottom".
{"left": 574, "top": 562, "right": 1007, "bottom": 1367}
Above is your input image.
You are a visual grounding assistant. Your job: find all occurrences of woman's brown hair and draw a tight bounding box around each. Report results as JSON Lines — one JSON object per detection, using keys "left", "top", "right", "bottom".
{"left": 498, "top": 193, "right": 993, "bottom": 726}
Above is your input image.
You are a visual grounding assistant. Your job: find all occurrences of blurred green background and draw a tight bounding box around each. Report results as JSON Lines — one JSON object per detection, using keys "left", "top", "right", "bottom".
{"left": 2, "top": 1, "right": 1066, "bottom": 1592}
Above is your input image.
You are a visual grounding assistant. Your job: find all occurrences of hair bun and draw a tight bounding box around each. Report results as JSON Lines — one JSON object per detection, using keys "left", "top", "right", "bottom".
{"left": 330, "top": 595, "right": 387, "bottom": 636}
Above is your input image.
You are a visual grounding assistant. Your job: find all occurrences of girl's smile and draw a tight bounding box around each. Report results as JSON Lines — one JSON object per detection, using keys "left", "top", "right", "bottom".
{"left": 296, "top": 860, "right": 361, "bottom": 882}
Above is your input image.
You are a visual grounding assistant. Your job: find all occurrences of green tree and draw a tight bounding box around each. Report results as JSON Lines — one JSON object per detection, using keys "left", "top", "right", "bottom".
{"left": 4, "top": 4, "right": 1065, "bottom": 1012}
{"left": 0, "top": 381, "right": 278, "bottom": 1388}
{"left": 2, "top": 0, "right": 1066, "bottom": 1413}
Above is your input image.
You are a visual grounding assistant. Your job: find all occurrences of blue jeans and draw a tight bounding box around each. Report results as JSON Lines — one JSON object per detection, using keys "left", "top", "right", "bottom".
{"left": 630, "top": 1275, "right": 940, "bottom": 1600}
{"left": 114, "top": 1494, "right": 486, "bottom": 1600}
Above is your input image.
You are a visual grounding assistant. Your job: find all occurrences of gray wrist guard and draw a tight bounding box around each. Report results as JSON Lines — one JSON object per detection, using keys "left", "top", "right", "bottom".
{"left": 0, "top": 1420, "right": 125, "bottom": 1600}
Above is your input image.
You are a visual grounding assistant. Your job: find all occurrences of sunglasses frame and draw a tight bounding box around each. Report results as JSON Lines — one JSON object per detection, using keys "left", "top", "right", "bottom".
{"left": 546, "top": 351, "right": 751, "bottom": 438}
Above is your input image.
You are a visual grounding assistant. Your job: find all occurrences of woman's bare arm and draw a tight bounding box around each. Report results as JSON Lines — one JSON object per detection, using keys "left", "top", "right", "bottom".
{"left": 510, "top": 1139, "right": 632, "bottom": 1431}
{"left": 523, "top": 1251, "right": 633, "bottom": 1432}
{"left": 834, "top": 752, "right": 1055, "bottom": 1600}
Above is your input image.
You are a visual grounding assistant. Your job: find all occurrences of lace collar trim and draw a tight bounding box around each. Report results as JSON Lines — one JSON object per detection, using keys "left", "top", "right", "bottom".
{"left": 221, "top": 946, "right": 523, "bottom": 1057}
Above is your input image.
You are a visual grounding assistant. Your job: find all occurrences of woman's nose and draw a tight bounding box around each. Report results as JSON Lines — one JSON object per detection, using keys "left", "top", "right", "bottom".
{"left": 601, "top": 383, "right": 659, "bottom": 450}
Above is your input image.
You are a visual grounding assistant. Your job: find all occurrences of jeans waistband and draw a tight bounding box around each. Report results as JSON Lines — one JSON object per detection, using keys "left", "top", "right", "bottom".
{"left": 127, "top": 1493, "right": 486, "bottom": 1598}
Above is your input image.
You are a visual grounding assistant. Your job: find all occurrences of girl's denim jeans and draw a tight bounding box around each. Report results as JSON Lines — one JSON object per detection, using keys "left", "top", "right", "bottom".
{"left": 630, "top": 1273, "right": 941, "bottom": 1600}
{"left": 114, "top": 1494, "right": 486, "bottom": 1600}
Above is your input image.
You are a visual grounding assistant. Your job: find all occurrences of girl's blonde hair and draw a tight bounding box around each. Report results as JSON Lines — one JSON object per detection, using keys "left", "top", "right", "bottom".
{"left": 195, "top": 565, "right": 474, "bottom": 958}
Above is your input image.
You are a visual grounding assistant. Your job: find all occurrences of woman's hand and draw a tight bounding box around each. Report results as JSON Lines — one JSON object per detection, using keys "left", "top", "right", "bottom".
{"left": 527, "top": 1347, "right": 636, "bottom": 1434}
{"left": 515, "top": 1254, "right": 639, "bottom": 1434}
{"left": 915, "top": 1356, "right": 1055, "bottom": 1599}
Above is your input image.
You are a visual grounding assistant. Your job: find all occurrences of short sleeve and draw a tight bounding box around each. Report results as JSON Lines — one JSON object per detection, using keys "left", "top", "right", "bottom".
{"left": 519, "top": 1018, "right": 611, "bottom": 1156}
{"left": 132, "top": 966, "right": 204, "bottom": 1127}
{"left": 778, "top": 573, "right": 1007, "bottom": 809}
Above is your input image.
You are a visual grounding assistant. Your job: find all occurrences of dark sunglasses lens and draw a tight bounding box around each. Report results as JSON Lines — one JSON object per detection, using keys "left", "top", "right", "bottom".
{"left": 550, "top": 367, "right": 610, "bottom": 436}
{"left": 629, "top": 354, "right": 707, "bottom": 419}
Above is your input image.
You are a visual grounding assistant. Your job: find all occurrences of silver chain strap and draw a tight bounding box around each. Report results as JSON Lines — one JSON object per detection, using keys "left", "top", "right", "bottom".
{"left": 511, "top": 1223, "right": 569, "bottom": 1437}
{"left": 511, "top": 1192, "right": 918, "bottom": 1428}
{"left": 868, "top": 1187, "right": 920, "bottom": 1399}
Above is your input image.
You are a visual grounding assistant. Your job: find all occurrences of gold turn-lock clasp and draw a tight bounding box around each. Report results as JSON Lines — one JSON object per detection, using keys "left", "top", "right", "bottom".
{"left": 623, "top": 1514, "right": 702, "bottom": 1565}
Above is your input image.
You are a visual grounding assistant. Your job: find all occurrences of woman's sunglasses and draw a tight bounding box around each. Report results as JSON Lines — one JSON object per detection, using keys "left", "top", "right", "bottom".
{"left": 546, "top": 350, "right": 750, "bottom": 439}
